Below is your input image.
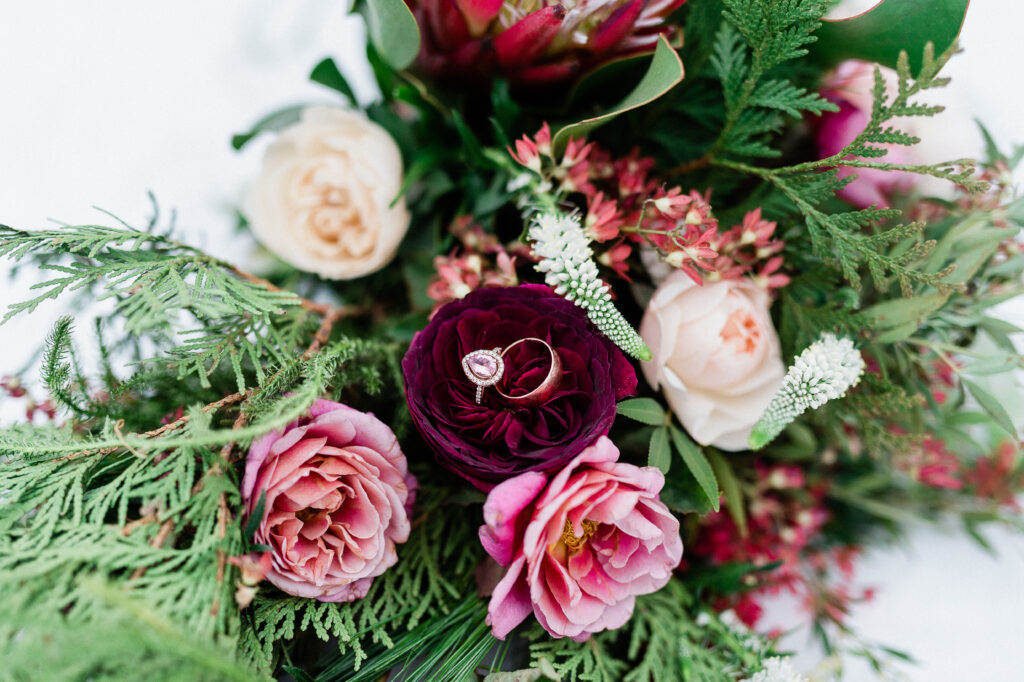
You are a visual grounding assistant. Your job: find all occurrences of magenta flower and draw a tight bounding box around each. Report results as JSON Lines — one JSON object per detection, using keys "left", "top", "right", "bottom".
{"left": 409, "top": 0, "right": 687, "bottom": 86}
{"left": 816, "top": 60, "right": 917, "bottom": 209}
{"left": 479, "top": 436, "right": 683, "bottom": 640}
{"left": 402, "top": 284, "right": 636, "bottom": 490}
{"left": 241, "top": 399, "right": 416, "bottom": 602}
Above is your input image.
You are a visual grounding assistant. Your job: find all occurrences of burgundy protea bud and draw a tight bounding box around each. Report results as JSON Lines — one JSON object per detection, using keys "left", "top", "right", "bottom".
{"left": 409, "top": 0, "right": 686, "bottom": 86}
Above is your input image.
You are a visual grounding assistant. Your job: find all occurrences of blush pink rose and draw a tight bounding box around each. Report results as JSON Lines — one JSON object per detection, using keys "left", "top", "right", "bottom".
{"left": 479, "top": 436, "right": 683, "bottom": 641}
{"left": 241, "top": 399, "right": 416, "bottom": 602}
{"left": 816, "top": 60, "right": 917, "bottom": 209}
{"left": 639, "top": 271, "right": 785, "bottom": 450}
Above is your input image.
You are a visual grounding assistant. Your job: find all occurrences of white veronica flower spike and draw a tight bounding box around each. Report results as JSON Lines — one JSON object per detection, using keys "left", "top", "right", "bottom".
{"left": 750, "top": 333, "right": 865, "bottom": 449}
{"left": 529, "top": 212, "right": 652, "bottom": 361}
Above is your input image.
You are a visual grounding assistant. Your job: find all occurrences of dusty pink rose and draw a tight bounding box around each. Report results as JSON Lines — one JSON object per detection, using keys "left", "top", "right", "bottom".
{"left": 640, "top": 271, "right": 785, "bottom": 450}
{"left": 241, "top": 399, "right": 416, "bottom": 602}
{"left": 479, "top": 436, "right": 683, "bottom": 640}
{"left": 816, "top": 60, "right": 917, "bottom": 208}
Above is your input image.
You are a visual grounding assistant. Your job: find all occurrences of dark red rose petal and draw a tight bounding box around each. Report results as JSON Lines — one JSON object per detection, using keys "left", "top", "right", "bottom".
{"left": 402, "top": 284, "right": 636, "bottom": 490}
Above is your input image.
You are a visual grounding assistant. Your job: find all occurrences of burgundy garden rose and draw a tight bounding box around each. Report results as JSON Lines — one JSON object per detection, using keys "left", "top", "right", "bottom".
{"left": 241, "top": 399, "right": 416, "bottom": 602}
{"left": 402, "top": 284, "right": 636, "bottom": 490}
{"left": 409, "top": 0, "right": 687, "bottom": 86}
{"left": 479, "top": 436, "right": 683, "bottom": 640}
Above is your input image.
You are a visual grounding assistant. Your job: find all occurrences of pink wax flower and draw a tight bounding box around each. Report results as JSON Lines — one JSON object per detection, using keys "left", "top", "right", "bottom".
{"left": 816, "top": 60, "right": 916, "bottom": 208}
{"left": 241, "top": 399, "right": 416, "bottom": 602}
{"left": 479, "top": 436, "right": 683, "bottom": 640}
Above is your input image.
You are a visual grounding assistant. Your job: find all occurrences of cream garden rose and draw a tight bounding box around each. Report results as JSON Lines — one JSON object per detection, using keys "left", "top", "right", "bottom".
{"left": 244, "top": 106, "right": 410, "bottom": 279}
{"left": 639, "top": 272, "right": 785, "bottom": 450}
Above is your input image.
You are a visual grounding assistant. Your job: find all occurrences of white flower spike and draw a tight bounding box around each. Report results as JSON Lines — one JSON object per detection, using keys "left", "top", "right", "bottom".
{"left": 750, "top": 333, "right": 865, "bottom": 450}
{"left": 744, "top": 657, "right": 809, "bottom": 682}
{"left": 529, "top": 212, "right": 652, "bottom": 361}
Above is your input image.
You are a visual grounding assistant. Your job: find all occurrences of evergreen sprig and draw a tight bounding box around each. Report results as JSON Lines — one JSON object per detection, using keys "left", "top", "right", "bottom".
{"left": 715, "top": 42, "right": 986, "bottom": 295}
{"left": 711, "top": 0, "right": 837, "bottom": 158}
{"left": 529, "top": 581, "right": 770, "bottom": 682}
{"left": 0, "top": 223, "right": 309, "bottom": 391}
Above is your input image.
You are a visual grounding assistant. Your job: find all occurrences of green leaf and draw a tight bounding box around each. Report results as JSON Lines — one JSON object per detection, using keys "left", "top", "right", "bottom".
{"left": 552, "top": 36, "right": 684, "bottom": 156}
{"left": 282, "top": 666, "right": 317, "bottom": 682}
{"left": 811, "top": 0, "right": 968, "bottom": 74}
{"left": 861, "top": 293, "right": 949, "bottom": 331}
{"left": 670, "top": 426, "right": 719, "bottom": 512}
{"left": 648, "top": 427, "right": 672, "bottom": 473}
{"left": 963, "top": 378, "right": 1018, "bottom": 437}
{"left": 360, "top": 0, "right": 421, "bottom": 70}
{"left": 707, "top": 450, "right": 746, "bottom": 536}
{"left": 244, "top": 490, "right": 266, "bottom": 543}
{"left": 231, "top": 105, "right": 305, "bottom": 150}
{"left": 310, "top": 57, "right": 357, "bottom": 102}
{"left": 617, "top": 398, "right": 666, "bottom": 426}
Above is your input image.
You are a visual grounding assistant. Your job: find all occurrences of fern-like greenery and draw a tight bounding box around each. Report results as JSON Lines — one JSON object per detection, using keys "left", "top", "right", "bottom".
{"left": 711, "top": 0, "right": 837, "bottom": 158}
{"left": 0, "top": 222, "right": 314, "bottom": 392}
{"left": 529, "top": 581, "right": 770, "bottom": 682}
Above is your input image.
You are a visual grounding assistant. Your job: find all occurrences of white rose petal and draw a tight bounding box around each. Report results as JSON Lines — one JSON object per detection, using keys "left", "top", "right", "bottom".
{"left": 639, "top": 271, "right": 786, "bottom": 450}
{"left": 244, "top": 106, "right": 410, "bottom": 280}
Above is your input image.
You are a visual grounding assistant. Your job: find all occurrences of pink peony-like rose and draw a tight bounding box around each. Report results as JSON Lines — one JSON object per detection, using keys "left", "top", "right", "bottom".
{"left": 241, "top": 399, "right": 416, "bottom": 602}
{"left": 479, "top": 436, "right": 682, "bottom": 640}
{"left": 816, "top": 60, "right": 917, "bottom": 209}
{"left": 639, "top": 271, "right": 785, "bottom": 450}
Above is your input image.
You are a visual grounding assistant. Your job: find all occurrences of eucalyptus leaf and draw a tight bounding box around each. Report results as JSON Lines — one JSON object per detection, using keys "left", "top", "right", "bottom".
{"left": 552, "top": 36, "right": 684, "bottom": 156}
{"left": 360, "top": 0, "right": 421, "bottom": 70}
{"left": 310, "top": 57, "right": 357, "bottom": 102}
{"left": 811, "top": 0, "right": 968, "bottom": 75}
{"left": 231, "top": 105, "right": 305, "bottom": 151}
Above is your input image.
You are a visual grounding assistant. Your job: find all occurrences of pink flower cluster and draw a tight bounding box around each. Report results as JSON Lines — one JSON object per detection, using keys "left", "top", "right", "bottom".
{"left": 966, "top": 441, "right": 1024, "bottom": 508}
{"left": 690, "top": 461, "right": 832, "bottom": 627}
{"left": 510, "top": 125, "right": 787, "bottom": 289}
{"left": 427, "top": 217, "right": 521, "bottom": 311}
{"left": 479, "top": 437, "right": 683, "bottom": 640}
{"left": 2, "top": 375, "right": 56, "bottom": 423}
{"left": 894, "top": 435, "right": 963, "bottom": 491}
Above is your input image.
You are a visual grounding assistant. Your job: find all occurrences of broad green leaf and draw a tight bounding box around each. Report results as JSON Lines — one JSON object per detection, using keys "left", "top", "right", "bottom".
{"left": 811, "top": 0, "right": 969, "bottom": 75}
{"left": 963, "top": 355, "right": 1022, "bottom": 376}
{"left": 552, "top": 36, "right": 684, "bottom": 156}
{"left": 707, "top": 450, "right": 746, "bottom": 536}
{"left": 617, "top": 397, "right": 666, "bottom": 426}
{"left": 648, "top": 426, "right": 672, "bottom": 473}
{"left": 861, "top": 293, "right": 948, "bottom": 331}
{"left": 874, "top": 322, "right": 920, "bottom": 344}
{"left": 360, "top": 0, "right": 421, "bottom": 70}
{"left": 231, "top": 105, "right": 305, "bottom": 150}
{"left": 310, "top": 58, "right": 357, "bottom": 102}
{"left": 670, "top": 426, "right": 719, "bottom": 512}
{"left": 963, "top": 378, "right": 1017, "bottom": 437}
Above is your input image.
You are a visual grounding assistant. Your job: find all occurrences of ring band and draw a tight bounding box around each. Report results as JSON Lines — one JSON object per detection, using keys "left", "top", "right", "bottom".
{"left": 462, "top": 337, "right": 562, "bottom": 406}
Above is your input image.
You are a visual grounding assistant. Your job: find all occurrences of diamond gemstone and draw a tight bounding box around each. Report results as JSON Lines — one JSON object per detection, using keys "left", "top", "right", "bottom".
{"left": 468, "top": 354, "right": 498, "bottom": 380}
{"left": 462, "top": 349, "right": 504, "bottom": 388}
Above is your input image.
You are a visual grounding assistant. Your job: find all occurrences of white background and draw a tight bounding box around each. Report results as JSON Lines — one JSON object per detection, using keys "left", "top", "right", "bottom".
{"left": 0, "top": 2, "right": 1022, "bottom": 680}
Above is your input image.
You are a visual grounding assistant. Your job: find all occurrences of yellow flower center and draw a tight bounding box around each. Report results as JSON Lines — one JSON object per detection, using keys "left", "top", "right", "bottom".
{"left": 561, "top": 518, "right": 598, "bottom": 553}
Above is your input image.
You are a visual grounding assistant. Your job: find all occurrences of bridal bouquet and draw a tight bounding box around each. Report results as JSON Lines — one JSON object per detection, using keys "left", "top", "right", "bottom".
{"left": 2, "top": 0, "right": 1022, "bottom": 680}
